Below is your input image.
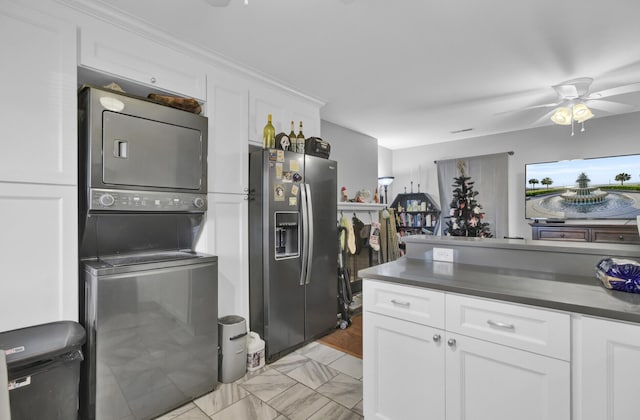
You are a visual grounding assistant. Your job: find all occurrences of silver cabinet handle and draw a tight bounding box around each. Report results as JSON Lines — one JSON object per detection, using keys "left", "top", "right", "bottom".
{"left": 447, "top": 338, "right": 456, "bottom": 347}
{"left": 487, "top": 319, "right": 515, "bottom": 330}
{"left": 433, "top": 334, "right": 441, "bottom": 343}
{"left": 390, "top": 299, "right": 410, "bottom": 307}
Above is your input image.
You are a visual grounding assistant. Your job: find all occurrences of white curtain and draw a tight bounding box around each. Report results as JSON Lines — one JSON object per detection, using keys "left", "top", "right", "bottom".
{"left": 437, "top": 152, "right": 509, "bottom": 238}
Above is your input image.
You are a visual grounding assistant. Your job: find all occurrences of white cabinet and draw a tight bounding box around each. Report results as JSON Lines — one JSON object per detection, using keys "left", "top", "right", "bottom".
{"left": 0, "top": 183, "right": 78, "bottom": 332}
{"left": 575, "top": 316, "right": 640, "bottom": 420}
{"left": 206, "top": 67, "right": 249, "bottom": 194}
{"left": 248, "top": 83, "right": 322, "bottom": 147}
{"left": 364, "top": 311, "right": 445, "bottom": 420}
{"left": 79, "top": 17, "right": 206, "bottom": 100}
{"left": 446, "top": 293, "right": 571, "bottom": 361}
{"left": 446, "top": 333, "right": 570, "bottom": 420}
{"left": 197, "top": 193, "right": 248, "bottom": 321}
{"left": 363, "top": 280, "right": 571, "bottom": 420}
{"left": 0, "top": 0, "right": 77, "bottom": 185}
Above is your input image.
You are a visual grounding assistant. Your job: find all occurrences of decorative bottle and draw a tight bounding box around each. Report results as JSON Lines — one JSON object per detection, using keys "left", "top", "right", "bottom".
{"left": 263, "top": 114, "right": 275, "bottom": 149}
{"left": 296, "top": 121, "right": 305, "bottom": 154}
{"left": 288, "top": 121, "right": 297, "bottom": 153}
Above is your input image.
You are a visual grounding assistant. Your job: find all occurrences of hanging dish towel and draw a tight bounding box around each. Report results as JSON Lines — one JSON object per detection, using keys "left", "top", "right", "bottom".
{"left": 340, "top": 215, "right": 357, "bottom": 255}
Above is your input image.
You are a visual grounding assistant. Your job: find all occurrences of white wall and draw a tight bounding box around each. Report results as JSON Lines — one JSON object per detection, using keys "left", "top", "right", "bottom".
{"left": 391, "top": 111, "right": 640, "bottom": 239}
{"left": 322, "top": 120, "right": 379, "bottom": 202}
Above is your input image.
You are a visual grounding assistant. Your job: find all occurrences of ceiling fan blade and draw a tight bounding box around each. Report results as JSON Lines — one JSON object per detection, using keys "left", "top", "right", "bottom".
{"left": 586, "top": 82, "right": 640, "bottom": 99}
{"left": 493, "top": 102, "right": 560, "bottom": 116}
{"left": 585, "top": 99, "right": 637, "bottom": 114}
{"left": 531, "top": 109, "right": 555, "bottom": 127}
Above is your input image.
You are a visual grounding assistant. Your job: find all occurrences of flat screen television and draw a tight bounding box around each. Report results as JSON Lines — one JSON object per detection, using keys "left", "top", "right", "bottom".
{"left": 525, "top": 153, "right": 640, "bottom": 220}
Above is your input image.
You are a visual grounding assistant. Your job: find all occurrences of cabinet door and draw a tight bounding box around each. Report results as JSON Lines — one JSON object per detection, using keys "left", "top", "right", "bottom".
{"left": 577, "top": 316, "right": 640, "bottom": 420}
{"left": 0, "top": 183, "right": 78, "bottom": 332}
{"left": 445, "top": 333, "right": 570, "bottom": 420}
{"left": 196, "top": 193, "right": 248, "bottom": 321}
{"left": 0, "top": 0, "right": 76, "bottom": 184}
{"left": 206, "top": 68, "right": 249, "bottom": 194}
{"left": 79, "top": 17, "right": 206, "bottom": 100}
{"left": 363, "top": 311, "right": 445, "bottom": 420}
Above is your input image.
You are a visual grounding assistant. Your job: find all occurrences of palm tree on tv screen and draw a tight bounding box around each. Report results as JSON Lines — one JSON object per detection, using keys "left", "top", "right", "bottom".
{"left": 615, "top": 172, "right": 631, "bottom": 186}
{"left": 528, "top": 178, "right": 539, "bottom": 190}
{"left": 541, "top": 177, "right": 553, "bottom": 189}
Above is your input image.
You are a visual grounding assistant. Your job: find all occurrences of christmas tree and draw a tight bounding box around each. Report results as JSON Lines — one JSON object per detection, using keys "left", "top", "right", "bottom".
{"left": 445, "top": 161, "right": 492, "bottom": 238}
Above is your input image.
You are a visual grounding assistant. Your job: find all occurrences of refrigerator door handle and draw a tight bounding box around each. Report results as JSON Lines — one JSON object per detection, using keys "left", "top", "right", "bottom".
{"left": 304, "top": 183, "right": 314, "bottom": 285}
{"left": 300, "top": 183, "right": 309, "bottom": 286}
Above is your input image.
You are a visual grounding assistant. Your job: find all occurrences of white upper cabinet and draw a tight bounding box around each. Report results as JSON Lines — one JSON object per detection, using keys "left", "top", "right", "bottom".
{"left": 206, "top": 67, "right": 249, "bottom": 194}
{"left": 78, "top": 17, "right": 206, "bottom": 101}
{"left": 249, "top": 82, "right": 322, "bottom": 147}
{"left": 0, "top": 0, "right": 76, "bottom": 185}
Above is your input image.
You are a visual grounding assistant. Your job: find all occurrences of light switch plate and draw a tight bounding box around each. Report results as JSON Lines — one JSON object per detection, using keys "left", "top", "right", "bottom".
{"left": 433, "top": 247, "right": 454, "bottom": 262}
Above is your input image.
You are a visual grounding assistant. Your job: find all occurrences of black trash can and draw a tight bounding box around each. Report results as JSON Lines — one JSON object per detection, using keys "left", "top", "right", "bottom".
{"left": 0, "top": 321, "right": 85, "bottom": 420}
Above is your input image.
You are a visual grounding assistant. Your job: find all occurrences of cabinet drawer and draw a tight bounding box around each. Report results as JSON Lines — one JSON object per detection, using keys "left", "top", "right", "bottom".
{"left": 537, "top": 228, "right": 588, "bottom": 241}
{"left": 363, "top": 280, "right": 444, "bottom": 328}
{"left": 446, "top": 294, "right": 570, "bottom": 360}
{"left": 591, "top": 229, "right": 640, "bottom": 244}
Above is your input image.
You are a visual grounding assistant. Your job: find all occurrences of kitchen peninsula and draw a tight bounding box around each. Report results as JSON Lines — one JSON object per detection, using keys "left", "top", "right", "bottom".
{"left": 360, "top": 235, "right": 640, "bottom": 420}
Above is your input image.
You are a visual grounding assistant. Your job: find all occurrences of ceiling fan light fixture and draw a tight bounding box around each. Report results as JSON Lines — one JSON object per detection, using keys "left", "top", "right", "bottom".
{"left": 551, "top": 107, "right": 572, "bottom": 125}
{"left": 573, "top": 103, "right": 594, "bottom": 123}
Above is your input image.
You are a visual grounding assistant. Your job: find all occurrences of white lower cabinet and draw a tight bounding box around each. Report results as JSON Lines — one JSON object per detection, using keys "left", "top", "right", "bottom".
{"left": 0, "top": 183, "right": 77, "bottom": 332}
{"left": 363, "top": 279, "right": 571, "bottom": 420}
{"left": 197, "top": 193, "right": 248, "bottom": 321}
{"left": 363, "top": 311, "right": 445, "bottom": 420}
{"left": 446, "top": 333, "right": 569, "bottom": 420}
{"left": 575, "top": 315, "right": 640, "bottom": 420}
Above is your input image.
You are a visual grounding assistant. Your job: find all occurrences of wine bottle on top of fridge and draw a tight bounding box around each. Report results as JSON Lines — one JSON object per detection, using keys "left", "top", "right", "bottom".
{"left": 263, "top": 114, "right": 275, "bottom": 149}
{"left": 289, "top": 121, "right": 297, "bottom": 153}
{"left": 296, "top": 121, "right": 305, "bottom": 154}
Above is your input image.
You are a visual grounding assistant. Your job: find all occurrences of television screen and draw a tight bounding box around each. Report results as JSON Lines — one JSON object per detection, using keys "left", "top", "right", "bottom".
{"left": 525, "top": 154, "right": 640, "bottom": 220}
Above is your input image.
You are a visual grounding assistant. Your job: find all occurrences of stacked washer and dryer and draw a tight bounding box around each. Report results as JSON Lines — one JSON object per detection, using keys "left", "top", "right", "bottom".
{"left": 77, "top": 86, "right": 218, "bottom": 420}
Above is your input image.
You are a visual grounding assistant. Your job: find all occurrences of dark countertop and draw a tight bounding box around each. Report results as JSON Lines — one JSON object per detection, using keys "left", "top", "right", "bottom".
{"left": 359, "top": 256, "right": 640, "bottom": 324}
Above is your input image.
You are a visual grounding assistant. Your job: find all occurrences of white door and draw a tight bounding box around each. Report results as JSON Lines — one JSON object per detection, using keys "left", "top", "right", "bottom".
{"left": 197, "top": 193, "right": 248, "bottom": 321}
{"left": 363, "top": 311, "right": 445, "bottom": 420}
{"left": 206, "top": 68, "right": 249, "bottom": 194}
{"left": 445, "top": 333, "right": 570, "bottom": 420}
{"left": 577, "top": 316, "right": 640, "bottom": 420}
{"left": 0, "top": 183, "right": 78, "bottom": 331}
{"left": 0, "top": 0, "right": 76, "bottom": 185}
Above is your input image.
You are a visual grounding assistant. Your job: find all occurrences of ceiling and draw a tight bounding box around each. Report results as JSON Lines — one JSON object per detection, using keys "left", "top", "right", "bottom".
{"left": 93, "top": 0, "right": 640, "bottom": 150}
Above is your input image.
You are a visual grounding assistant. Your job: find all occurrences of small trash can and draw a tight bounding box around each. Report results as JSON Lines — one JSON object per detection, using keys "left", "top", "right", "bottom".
{"left": 0, "top": 321, "right": 85, "bottom": 420}
{"left": 218, "top": 315, "right": 247, "bottom": 383}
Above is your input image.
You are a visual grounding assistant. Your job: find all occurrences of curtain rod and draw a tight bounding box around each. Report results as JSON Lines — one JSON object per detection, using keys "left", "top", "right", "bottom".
{"left": 434, "top": 150, "right": 514, "bottom": 164}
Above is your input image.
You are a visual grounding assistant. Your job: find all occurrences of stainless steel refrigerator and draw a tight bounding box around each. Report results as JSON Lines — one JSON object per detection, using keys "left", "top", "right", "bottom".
{"left": 249, "top": 149, "right": 338, "bottom": 362}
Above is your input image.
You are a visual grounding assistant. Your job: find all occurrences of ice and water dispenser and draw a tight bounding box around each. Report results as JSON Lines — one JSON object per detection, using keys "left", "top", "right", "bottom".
{"left": 274, "top": 212, "right": 299, "bottom": 259}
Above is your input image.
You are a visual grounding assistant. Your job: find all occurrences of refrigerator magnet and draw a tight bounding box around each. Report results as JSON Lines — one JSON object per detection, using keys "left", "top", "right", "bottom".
{"left": 283, "top": 171, "right": 293, "bottom": 183}
{"left": 289, "top": 160, "right": 299, "bottom": 172}
{"left": 274, "top": 184, "right": 285, "bottom": 201}
{"left": 290, "top": 184, "right": 299, "bottom": 196}
{"left": 269, "top": 150, "right": 278, "bottom": 161}
{"left": 275, "top": 162, "right": 283, "bottom": 179}
{"left": 289, "top": 197, "right": 297, "bottom": 206}
{"left": 292, "top": 172, "right": 302, "bottom": 182}
{"left": 276, "top": 150, "right": 285, "bottom": 162}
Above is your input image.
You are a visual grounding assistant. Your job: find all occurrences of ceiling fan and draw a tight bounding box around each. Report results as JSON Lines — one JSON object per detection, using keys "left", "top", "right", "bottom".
{"left": 500, "top": 77, "right": 640, "bottom": 135}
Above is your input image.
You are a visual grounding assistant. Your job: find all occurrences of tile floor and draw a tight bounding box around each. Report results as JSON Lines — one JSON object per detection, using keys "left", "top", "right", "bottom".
{"left": 154, "top": 341, "right": 363, "bottom": 420}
